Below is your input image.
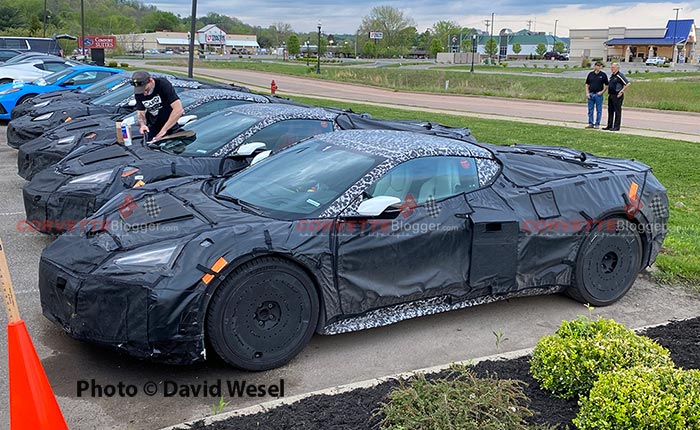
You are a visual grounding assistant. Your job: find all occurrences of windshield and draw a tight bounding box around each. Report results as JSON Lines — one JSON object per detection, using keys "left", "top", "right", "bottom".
{"left": 80, "top": 74, "right": 128, "bottom": 95}
{"left": 158, "top": 109, "right": 258, "bottom": 155}
{"left": 4, "top": 53, "right": 48, "bottom": 65}
{"left": 33, "top": 68, "right": 72, "bottom": 85}
{"left": 216, "top": 139, "right": 383, "bottom": 219}
{"left": 91, "top": 84, "right": 132, "bottom": 106}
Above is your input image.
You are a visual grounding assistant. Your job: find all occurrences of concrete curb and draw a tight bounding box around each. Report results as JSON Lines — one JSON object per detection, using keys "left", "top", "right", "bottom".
{"left": 159, "top": 317, "right": 684, "bottom": 430}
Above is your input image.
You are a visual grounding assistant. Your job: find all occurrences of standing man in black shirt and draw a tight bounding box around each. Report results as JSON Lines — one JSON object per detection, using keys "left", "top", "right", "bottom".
{"left": 603, "top": 63, "right": 631, "bottom": 131}
{"left": 585, "top": 61, "right": 608, "bottom": 129}
{"left": 131, "top": 71, "right": 184, "bottom": 140}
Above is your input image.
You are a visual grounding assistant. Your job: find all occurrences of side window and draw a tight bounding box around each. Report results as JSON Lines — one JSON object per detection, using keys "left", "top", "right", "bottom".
{"left": 188, "top": 99, "right": 247, "bottom": 119}
{"left": 0, "top": 50, "right": 17, "bottom": 61}
{"left": 366, "top": 156, "right": 480, "bottom": 205}
{"left": 243, "top": 119, "right": 333, "bottom": 152}
{"left": 33, "top": 62, "right": 45, "bottom": 70}
{"left": 70, "top": 71, "right": 111, "bottom": 85}
{"left": 43, "top": 62, "right": 68, "bottom": 73}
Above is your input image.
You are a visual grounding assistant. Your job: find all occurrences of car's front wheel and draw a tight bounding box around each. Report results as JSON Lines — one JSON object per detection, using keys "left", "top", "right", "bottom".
{"left": 568, "top": 218, "right": 642, "bottom": 306}
{"left": 206, "top": 257, "right": 319, "bottom": 371}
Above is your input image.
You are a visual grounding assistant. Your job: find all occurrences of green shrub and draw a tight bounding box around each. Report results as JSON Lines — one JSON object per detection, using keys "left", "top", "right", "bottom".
{"left": 645, "top": 69, "right": 650, "bottom": 73}
{"left": 379, "top": 365, "right": 552, "bottom": 430}
{"left": 532, "top": 64, "right": 538, "bottom": 68}
{"left": 119, "top": 63, "right": 129, "bottom": 68}
{"left": 530, "top": 317, "right": 673, "bottom": 399}
{"left": 574, "top": 366, "right": 700, "bottom": 429}
{"left": 500, "top": 61, "right": 508, "bottom": 68}
{"left": 107, "top": 61, "right": 118, "bottom": 67}
{"left": 581, "top": 58, "right": 591, "bottom": 68}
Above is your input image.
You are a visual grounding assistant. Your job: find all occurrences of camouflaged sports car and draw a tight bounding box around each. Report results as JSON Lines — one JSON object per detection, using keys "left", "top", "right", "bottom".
{"left": 6, "top": 74, "right": 238, "bottom": 148}
{"left": 38, "top": 129, "right": 668, "bottom": 370}
{"left": 16, "top": 88, "right": 293, "bottom": 180}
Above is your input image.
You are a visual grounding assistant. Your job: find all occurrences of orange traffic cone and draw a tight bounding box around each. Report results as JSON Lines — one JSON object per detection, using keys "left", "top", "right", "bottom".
{"left": 1, "top": 238, "right": 68, "bottom": 430}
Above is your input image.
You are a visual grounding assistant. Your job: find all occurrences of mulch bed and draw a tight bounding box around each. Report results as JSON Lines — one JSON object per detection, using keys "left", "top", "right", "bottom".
{"left": 182, "top": 316, "right": 700, "bottom": 430}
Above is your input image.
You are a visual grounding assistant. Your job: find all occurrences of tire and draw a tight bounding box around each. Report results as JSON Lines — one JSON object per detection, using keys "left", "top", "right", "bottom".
{"left": 16, "top": 94, "right": 36, "bottom": 105}
{"left": 206, "top": 257, "right": 319, "bottom": 371}
{"left": 0, "top": 79, "right": 12, "bottom": 85}
{"left": 567, "top": 218, "right": 642, "bottom": 306}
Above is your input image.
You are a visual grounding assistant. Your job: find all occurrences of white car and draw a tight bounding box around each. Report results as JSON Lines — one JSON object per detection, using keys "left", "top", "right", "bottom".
{"left": 645, "top": 56, "right": 666, "bottom": 66}
{"left": 0, "top": 57, "right": 80, "bottom": 85}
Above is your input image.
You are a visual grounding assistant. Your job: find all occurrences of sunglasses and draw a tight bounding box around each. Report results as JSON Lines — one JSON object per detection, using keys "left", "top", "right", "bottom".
{"left": 130, "top": 79, "right": 148, "bottom": 87}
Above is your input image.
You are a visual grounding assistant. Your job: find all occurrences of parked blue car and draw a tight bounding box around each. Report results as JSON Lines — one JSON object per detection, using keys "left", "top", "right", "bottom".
{"left": 0, "top": 65, "right": 120, "bottom": 120}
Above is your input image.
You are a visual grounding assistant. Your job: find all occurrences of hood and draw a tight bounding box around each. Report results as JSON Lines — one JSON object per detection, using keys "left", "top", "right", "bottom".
{"left": 505, "top": 144, "right": 651, "bottom": 172}
{"left": 56, "top": 144, "right": 143, "bottom": 176}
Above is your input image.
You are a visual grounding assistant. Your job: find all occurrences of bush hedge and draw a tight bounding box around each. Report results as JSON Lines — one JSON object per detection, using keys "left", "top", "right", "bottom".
{"left": 379, "top": 365, "right": 552, "bottom": 430}
{"left": 574, "top": 366, "right": 700, "bottom": 429}
{"left": 530, "top": 317, "right": 673, "bottom": 398}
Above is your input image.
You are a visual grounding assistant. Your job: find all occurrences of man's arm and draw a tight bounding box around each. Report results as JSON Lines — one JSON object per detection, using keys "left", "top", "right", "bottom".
{"left": 617, "top": 73, "right": 631, "bottom": 97}
{"left": 153, "top": 99, "right": 184, "bottom": 139}
{"left": 137, "top": 110, "right": 148, "bottom": 134}
{"left": 585, "top": 82, "right": 591, "bottom": 98}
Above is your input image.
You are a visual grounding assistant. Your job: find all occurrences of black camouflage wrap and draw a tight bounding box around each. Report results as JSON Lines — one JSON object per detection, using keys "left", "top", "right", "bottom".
{"left": 37, "top": 129, "right": 668, "bottom": 364}
{"left": 16, "top": 89, "right": 277, "bottom": 180}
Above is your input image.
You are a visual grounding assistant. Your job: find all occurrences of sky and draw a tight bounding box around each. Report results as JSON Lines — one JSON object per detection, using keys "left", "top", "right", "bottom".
{"left": 145, "top": 0, "right": 699, "bottom": 36}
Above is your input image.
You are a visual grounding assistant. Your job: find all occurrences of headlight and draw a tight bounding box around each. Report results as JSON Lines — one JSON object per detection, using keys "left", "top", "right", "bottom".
{"left": 33, "top": 112, "right": 54, "bottom": 121}
{"left": 67, "top": 169, "right": 114, "bottom": 185}
{"left": 0, "top": 88, "right": 20, "bottom": 95}
{"left": 113, "top": 245, "right": 179, "bottom": 268}
{"left": 56, "top": 135, "right": 76, "bottom": 145}
{"left": 35, "top": 78, "right": 47, "bottom": 86}
{"left": 33, "top": 100, "right": 50, "bottom": 108}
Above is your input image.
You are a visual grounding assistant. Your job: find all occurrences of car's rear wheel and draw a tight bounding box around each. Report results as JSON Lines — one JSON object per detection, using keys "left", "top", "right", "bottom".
{"left": 206, "top": 257, "right": 319, "bottom": 371}
{"left": 567, "top": 218, "right": 642, "bottom": 306}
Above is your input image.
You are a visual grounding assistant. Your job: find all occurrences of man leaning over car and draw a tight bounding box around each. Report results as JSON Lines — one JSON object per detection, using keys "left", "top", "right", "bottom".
{"left": 131, "top": 70, "right": 184, "bottom": 140}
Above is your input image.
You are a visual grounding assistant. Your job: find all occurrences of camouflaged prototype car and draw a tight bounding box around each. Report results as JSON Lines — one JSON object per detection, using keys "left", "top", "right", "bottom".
{"left": 38, "top": 129, "right": 668, "bottom": 370}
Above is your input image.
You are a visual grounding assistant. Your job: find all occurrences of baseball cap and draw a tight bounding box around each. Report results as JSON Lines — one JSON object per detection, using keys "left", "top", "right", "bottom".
{"left": 594, "top": 61, "right": 603, "bottom": 66}
{"left": 131, "top": 71, "right": 151, "bottom": 95}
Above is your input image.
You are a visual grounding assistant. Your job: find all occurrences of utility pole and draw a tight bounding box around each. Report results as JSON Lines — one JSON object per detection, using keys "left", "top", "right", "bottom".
{"left": 554, "top": 20, "right": 558, "bottom": 39}
{"left": 80, "top": 0, "right": 85, "bottom": 62}
{"left": 672, "top": 7, "right": 681, "bottom": 64}
{"left": 490, "top": 12, "right": 495, "bottom": 63}
{"left": 43, "top": 0, "right": 47, "bottom": 38}
{"left": 187, "top": 0, "right": 197, "bottom": 78}
{"left": 526, "top": 20, "right": 532, "bottom": 32}
{"left": 484, "top": 20, "right": 490, "bottom": 33}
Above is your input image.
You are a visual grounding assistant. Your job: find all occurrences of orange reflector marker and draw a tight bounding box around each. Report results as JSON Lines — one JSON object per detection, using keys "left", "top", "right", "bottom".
{"left": 202, "top": 257, "right": 228, "bottom": 284}
{"left": 122, "top": 168, "right": 139, "bottom": 177}
{"left": 132, "top": 180, "right": 145, "bottom": 188}
{"left": 628, "top": 181, "right": 639, "bottom": 201}
{"left": 63, "top": 117, "right": 72, "bottom": 123}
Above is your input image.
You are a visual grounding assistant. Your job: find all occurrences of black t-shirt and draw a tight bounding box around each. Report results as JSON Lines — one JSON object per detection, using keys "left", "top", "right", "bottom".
{"left": 134, "top": 78, "right": 179, "bottom": 136}
{"left": 608, "top": 72, "right": 630, "bottom": 95}
{"left": 585, "top": 70, "right": 609, "bottom": 93}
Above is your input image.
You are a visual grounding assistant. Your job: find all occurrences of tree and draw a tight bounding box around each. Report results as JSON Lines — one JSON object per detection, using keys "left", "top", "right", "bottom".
{"left": 512, "top": 43, "right": 522, "bottom": 55}
{"left": 358, "top": 5, "right": 416, "bottom": 57}
{"left": 431, "top": 20, "right": 461, "bottom": 51}
{"left": 484, "top": 38, "right": 498, "bottom": 57}
{"left": 362, "top": 40, "right": 376, "bottom": 58}
{"left": 460, "top": 39, "right": 472, "bottom": 53}
{"left": 269, "top": 22, "right": 293, "bottom": 47}
{"left": 286, "top": 34, "right": 300, "bottom": 56}
{"left": 429, "top": 38, "right": 443, "bottom": 58}
{"left": 0, "top": 4, "right": 26, "bottom": 31}
{"left": 536, "top": 43, "right": 547, "bottom": 57}
{"left": 553, "top": 41, "right": 566, "bottom": 54}
{"left": 142, "top": 10, "right": 181, "bottom": 31}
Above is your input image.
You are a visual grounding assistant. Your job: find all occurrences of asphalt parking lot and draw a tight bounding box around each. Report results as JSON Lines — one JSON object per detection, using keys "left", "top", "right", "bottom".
{"left": 1, "top": 121, "right": 700, "bottom": 430}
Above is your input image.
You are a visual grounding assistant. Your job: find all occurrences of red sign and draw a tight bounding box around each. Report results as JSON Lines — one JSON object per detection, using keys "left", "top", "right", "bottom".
{"left": 78, "top": 36, "right": 117, "bottom": 49}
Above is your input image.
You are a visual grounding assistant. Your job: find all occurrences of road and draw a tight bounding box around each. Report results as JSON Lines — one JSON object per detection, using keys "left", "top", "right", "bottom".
{"left": 132, "top": 61, "right": 700, "bottom": 143}
{"left": 0, "top": 90, "right": 699, "bottom": 429}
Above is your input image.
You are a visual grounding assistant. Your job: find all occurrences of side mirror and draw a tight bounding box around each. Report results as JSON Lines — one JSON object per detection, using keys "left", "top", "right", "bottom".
{"left": 355, "top": 196, "right": 402, "bottom": 217}
{"left": 236, "top": 142, "right": 267, "bottom": 157}
{"left": 127, "top": 99, "right": 136, "bottom": 107}
{"left": 250, "top": 150, "right": 271, "bottom": 165}
{"left": 60, "top": 79, "right": 75, "bottom": 86}
{"left": 177, "top": 114, "right": 197, "bottom": 126}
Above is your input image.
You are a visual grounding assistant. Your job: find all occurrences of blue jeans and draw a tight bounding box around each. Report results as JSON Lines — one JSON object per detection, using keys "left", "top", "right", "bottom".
{"left": 587, "top": 93, "right": 603, "bottom": 125}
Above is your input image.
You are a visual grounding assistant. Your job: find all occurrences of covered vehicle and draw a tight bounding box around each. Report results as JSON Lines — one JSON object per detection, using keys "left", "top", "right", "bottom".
{"left": 17, "top": 88, "right": 284, "bottom": 179}
{"left": 37, "top": 129, "right": 668, "bottom": 369}
{"left": 0, "top": 56, "right": 79, "bottom": 85}
{"left": 6, "top": 74, "right": 230, "bottom": 148}
{"left": 0, "top": 65, "right": 121, "bottom": 120}
{"left": 23, "top": 105, "right": 474, "bottom": 235}
{"left": 10, "top": 72, "right": 130, "bottom": 120}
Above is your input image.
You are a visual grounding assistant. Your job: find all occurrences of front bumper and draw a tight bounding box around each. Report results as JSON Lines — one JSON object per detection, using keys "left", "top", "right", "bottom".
{"left": 39, "top": 257, "right": 206, "bottom": 364}
{"left": 6, "top": 117, "right": 53, "bottom": 149}
{"left": 17, "top": 140, "right": 68, "bottom": 180}
{"left": 23, "top": 169, "right": 102, "bottom": 234}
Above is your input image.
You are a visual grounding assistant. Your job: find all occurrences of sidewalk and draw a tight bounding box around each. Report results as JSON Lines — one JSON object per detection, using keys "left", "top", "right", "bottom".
{"left": 133, "top": 61, "right": 700, "bottom": 143}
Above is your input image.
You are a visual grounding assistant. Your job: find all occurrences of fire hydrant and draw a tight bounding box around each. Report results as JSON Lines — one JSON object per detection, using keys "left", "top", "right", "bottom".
{"left": 270, "top": 80, "right": 278, "bottom": 95}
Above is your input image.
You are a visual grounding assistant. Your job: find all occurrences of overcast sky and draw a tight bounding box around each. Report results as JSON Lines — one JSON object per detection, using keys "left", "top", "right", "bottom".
{"left": 145, "top": 0, "right": 698, "bottom": 36}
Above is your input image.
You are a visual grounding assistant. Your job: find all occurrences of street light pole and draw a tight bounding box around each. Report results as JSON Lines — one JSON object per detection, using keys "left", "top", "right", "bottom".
{"left": 470, "top": 33, "right": 476, "bottom": 72}
{"left": 316, "top": 21, "right": 321, "bottom": 74}
{"left": 672, "top": 7, "right": 681, "bottom": 64}
{"left": 80, "top": 0, "right": 85, "bottom": 62}
{"left": 306, "top": 40, "right": 309, "bottom": 66}
{"left": 489, "top": 12, "right": 495, "bottom": 64}
{"left": 282, "top": 42, "right": 286, "bottom": 61}
{"left": 43, "top": 0, "right": 47, "bottom": 38}
{"left": 141, "top": 38, "right": 145, "bottom": 59}
{"left": 187, "top": 0, "right": 197, "bottom": 78}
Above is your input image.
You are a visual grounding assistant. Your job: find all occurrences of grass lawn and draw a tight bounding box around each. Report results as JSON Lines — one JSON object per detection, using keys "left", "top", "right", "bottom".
{"left": 148, "top": 59, "right": 700, "bottom": 112}
{"left": 288, "top": 94, "right": 698, "bottom": 285}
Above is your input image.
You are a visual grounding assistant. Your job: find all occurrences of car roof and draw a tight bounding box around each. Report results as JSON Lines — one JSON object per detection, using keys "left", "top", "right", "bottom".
{"left": 312, "top": 129, "right": 494, "bottom": 160}
{"left": 68, "top": 65, "right": 120, "bottom": 73}
{"left": 178, "top": 88, "right": 270, "bottom": 103}
{"left": 226, "top": 104, "right": 338, "bottom": 120}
